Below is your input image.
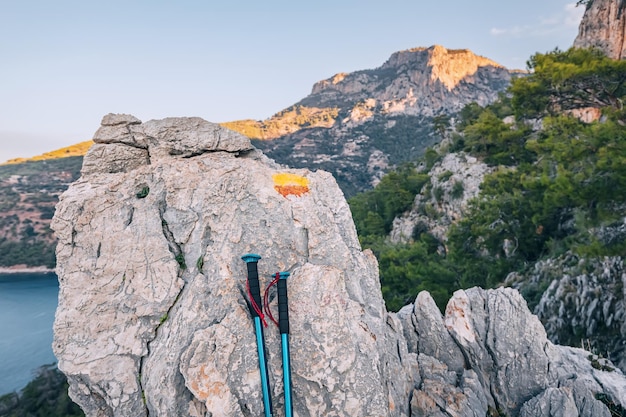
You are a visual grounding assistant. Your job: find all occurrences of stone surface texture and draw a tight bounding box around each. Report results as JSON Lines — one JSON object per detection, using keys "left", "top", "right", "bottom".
{"left": 574, "top": 0, "right": 626, "bottom": 60}
{"left": 402, "top": 288, "right": 626, "bottom": 417}
{"left": 527, "top": 253, "right": 626, "bottom": 373}
{"left": 52, "top": 114, "right": 626, "bottom": 416}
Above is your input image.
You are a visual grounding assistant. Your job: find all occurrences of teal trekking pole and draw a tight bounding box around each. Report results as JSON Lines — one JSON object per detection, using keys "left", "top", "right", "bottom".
{"left": 241, "top": 254, "right": 273, "bottom": 417}
{"left": 264, "top": 272, "right": 294, "bottom": 417}
{"left": 277, "top": 271, "right": 293, "bottom": 417}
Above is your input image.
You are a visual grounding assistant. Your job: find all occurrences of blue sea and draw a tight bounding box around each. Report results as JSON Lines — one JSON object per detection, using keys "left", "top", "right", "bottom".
{"left": 0, "top": 273, "right": 58, "bottom": 395}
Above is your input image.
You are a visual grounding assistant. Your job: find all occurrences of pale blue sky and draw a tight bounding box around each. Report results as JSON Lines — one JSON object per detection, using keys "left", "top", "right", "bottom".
{"left": 0, "top": 0, "right": 584, "bottom": 162}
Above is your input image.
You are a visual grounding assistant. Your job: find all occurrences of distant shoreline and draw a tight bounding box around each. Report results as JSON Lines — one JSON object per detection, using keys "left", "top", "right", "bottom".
{"left": 0, "top": 266, "right": 56, "bottom": 275}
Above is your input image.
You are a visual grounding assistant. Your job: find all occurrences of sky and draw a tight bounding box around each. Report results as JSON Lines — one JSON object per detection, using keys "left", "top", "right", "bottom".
{"left": 0, "top": 0, "right": 585, "bottom": 163}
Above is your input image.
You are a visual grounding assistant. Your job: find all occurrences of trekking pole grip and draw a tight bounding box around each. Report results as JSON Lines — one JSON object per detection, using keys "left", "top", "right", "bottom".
{"left": 242, "top": 253, "right": 262, "bottom": 317}
{"left": 277, "top": 271, "right": 290, "bottom": 334}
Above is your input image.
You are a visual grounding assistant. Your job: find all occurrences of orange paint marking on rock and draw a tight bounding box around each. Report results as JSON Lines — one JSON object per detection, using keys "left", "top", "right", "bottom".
{"left": 272, "top": 173, "right": 309, "bottom": 197}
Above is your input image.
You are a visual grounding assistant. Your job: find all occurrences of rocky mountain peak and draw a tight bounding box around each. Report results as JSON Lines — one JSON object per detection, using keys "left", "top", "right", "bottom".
{"left": 574, "top": 0, "right": 626, "bottom": 59}
{"left": 308, "top": 44, "right": 511, "bottom": 111}
{"left": 383, "top": 45, "right": 505, "bottom": 90}
{"left": 256, "top": 45, "right": 514, "bottom": 195}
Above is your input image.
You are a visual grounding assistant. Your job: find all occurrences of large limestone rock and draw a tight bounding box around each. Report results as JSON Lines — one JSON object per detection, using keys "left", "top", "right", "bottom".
{"left": 574, "top": 0, "right": 626, "bottom": 60}
{"left": 52, "top": 114, "right": 415, "bottom": 416}
{"left": 399, "top": 288, "right": 626, "bottom": 417}
{"left": 52, "top": 114, "right": 626, "bottom": 416}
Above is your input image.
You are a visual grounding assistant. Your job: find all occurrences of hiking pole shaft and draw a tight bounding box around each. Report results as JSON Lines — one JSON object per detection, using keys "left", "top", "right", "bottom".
{"left": 242, "top": 254, "right": 273, "bottom": 417}
{"left": 254, "top": 319, "right": 272, "bottom": 417}
{"left": 277, "top": 271, "right": 293, "bottom": 417}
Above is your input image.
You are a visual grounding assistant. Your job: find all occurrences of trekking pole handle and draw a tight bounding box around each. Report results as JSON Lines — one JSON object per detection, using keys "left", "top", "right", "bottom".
{"left": 241, "top": 254, "right": 263, "bottom": 318}
{"left": 241, "top": 254, "right": 274, "bottom": 417}
{"left": 277, "top": 271, "right": 290, "bottom": 335}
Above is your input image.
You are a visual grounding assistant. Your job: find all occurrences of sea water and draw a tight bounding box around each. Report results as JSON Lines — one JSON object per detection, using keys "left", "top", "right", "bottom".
{"left": 0, "top": 273, "right": 58, "bottom": 395}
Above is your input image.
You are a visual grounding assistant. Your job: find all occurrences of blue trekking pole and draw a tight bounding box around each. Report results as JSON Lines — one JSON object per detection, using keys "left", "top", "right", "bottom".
{"left": 241, "top": 254, "right": 273, "bottom": 417}
{"left": 277, "top": 271, "right": 293, "bottom": 417}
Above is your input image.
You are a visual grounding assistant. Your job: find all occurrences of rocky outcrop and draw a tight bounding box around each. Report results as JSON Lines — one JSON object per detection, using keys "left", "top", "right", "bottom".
{"left": 52, "top": 114, "right": 626, "bottom": 416}
{"left": 399, "top": 288, "right": 626, "bottom": 417}
{"left": 574, "top": 0, "right": 626, "bottom": 60}
{"left": 52, "top": 114, "right": 414, "bottom": 416}
{"left": 390, "top": 152, "right": 492, "bottom": 244}
{"left": 255, "top": 45, "right": 514, "bottom": 195}
{"left": 510, "top": 252, "right": 626, "bottom": 373}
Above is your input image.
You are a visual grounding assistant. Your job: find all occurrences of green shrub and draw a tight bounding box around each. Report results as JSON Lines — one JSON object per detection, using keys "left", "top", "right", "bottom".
{"left": 450, "top": 180, "right": 464, "bottom": 199}
{"left": 136, "top": 186, "right": 150, "bottom": 199}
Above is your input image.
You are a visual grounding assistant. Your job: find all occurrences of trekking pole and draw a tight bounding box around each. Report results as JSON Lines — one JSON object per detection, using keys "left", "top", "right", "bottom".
{"left": 277, "top": 271, "right": 293, "bottom": 417}
{"left": 241, "top": 254, "right": 273, "bottom": 417}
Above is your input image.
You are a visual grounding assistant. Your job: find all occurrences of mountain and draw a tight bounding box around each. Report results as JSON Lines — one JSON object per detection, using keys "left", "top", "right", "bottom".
{"left": 249, "top": 45, "right": 516, "bottom": 196}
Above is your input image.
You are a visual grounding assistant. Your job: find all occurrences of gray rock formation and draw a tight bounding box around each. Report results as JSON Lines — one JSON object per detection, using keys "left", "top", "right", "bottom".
{"left": 52, "top": 114, "right": 415, "bottom": 416}
{"left": 574, "top": 0, "right": 626, "bottom": 60}
{"left": 52, "top": 114, "right": 626, "bottom": 416}
{"left": 400, "top": 288, "right": 626, "bottom": 417}
{"left": 390, "top": 152, "right": 492, "bottom": 244}
{"left": 518, "top": 253, "right": 626, "bottom": 373}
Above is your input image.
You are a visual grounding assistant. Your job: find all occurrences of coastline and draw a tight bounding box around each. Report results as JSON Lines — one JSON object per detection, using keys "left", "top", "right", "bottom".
{"left": 0, "top": 266, "right": 56, "bottom": 275}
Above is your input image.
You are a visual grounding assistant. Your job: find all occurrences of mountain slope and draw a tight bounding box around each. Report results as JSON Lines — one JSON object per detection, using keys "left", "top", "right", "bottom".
{"left": 0, "top": 157, "right": 83, "bottom": 269}
{"left": 251, "top": 45, "right": 516, "bottom": 196}
{"left": 3, "top": 140, "right": 94, "bottom": 165}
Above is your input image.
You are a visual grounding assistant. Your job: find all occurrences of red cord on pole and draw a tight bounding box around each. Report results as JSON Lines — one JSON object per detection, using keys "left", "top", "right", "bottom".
{"left": 263, "top": 273, "right": 280, "bottom": 327}
{"left": 247, "top": 276, "right": 268, "bottom": 327}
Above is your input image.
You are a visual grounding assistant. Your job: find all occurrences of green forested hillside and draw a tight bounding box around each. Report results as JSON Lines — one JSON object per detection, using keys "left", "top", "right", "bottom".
{"left": 0, "top": 157, "right": 83, "bottom": 268}
{"left": 349, "top": 47, "right": 626, "bottom": 311}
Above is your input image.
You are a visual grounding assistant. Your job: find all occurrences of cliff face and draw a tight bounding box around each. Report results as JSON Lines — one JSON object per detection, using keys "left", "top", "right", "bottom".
{"left": 51, "top": 114, "right": 626, "bottom": 417}
{"left": 254, "top": 45, "right": 515, "bottom": 196}
{"left": 574, "top": 0, "right": 626, "bottom": 59}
